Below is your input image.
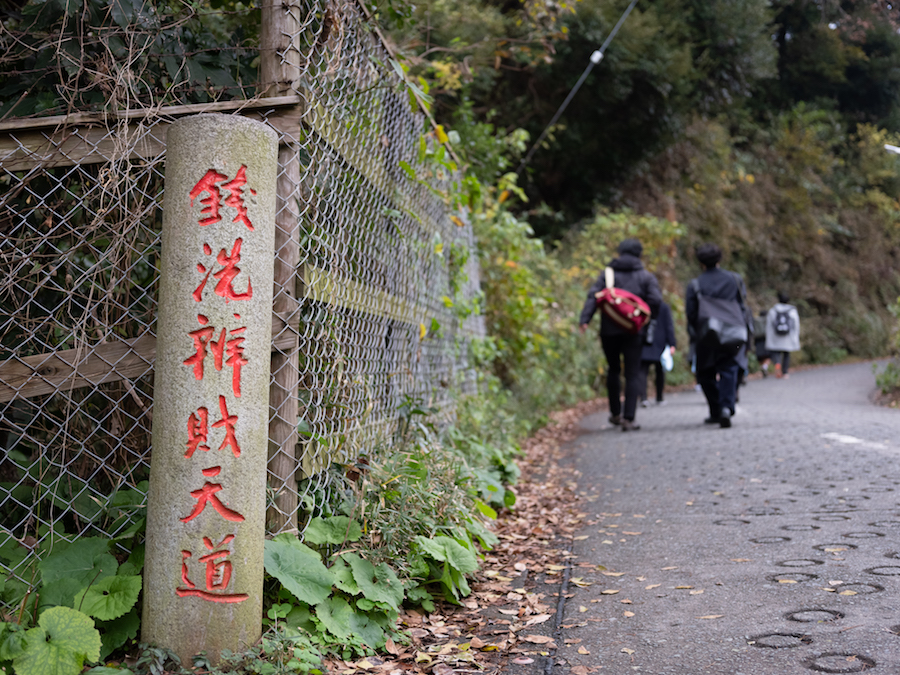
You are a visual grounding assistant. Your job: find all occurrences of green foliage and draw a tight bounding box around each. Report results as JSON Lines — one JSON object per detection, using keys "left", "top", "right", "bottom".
{"left": 12, "top": 606, "right": 101, "bottom": 675}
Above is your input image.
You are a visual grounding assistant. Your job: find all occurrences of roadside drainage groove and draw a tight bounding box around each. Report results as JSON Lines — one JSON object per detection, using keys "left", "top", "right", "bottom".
{"left": 868, "top": 520, "right": 900, "bottom": 528}
{"left": 864, "top": 566, "right": 900, "bottom": 576}
{"left": 783, "top": 524, "right": 820, "bottom": 531}
{"left": 544, "top": 549, "right": 572, "bottom": 675}
{"left": 767, "top": 572, "right": 818, "bottom": 583}
{"left": 803, "top": 653, "right": 876, "bottom": 673}
{"left": 748, "top": 633, "right": 812, "bottom": 648}
{"left": 862, "top": 486, "right": 894, "bottom": 492}
{"left": 785, "top": 608, "right": 844, "bottom": 623}
{"left": 752, "top": 536, "right": 791, "bottom": 544}
{"left": 743, "top": 506, "right": 784, "bottom": 516}
{"left": 777, "top": 559, "right": 825, "bottom": 567}
{"left": 817, "top": 505, "right": 859, "bottom": 513}
{"left": 714, "top": 518, "right": 750, "bottom": 526}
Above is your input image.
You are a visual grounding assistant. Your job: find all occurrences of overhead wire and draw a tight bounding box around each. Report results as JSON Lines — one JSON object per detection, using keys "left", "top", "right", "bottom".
{"left": 515, "top": 0, "right": 640, "bottom": 176}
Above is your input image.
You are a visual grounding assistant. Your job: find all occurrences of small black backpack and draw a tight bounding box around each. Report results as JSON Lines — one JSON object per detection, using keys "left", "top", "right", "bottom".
{"left": 773, "top": 309, "right": 792, "bottom": 335}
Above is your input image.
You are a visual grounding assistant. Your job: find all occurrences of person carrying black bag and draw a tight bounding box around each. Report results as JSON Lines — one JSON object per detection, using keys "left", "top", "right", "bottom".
{"left": 685, "top": 243, "right": 750, "bottom": 429}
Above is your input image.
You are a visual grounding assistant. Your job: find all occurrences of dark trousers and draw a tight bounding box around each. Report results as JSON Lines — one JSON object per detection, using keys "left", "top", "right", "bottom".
{"left": 601, "top": 333, "right": 643, "bottom": 421}
{"left": 696, "top": 349, "right": 739, "bottom": 417}
{"left": 772, "top": 351, "right": 791, "bottom": 374}
{"left": 639, "top": 360, "right": 665, "bottom": 402}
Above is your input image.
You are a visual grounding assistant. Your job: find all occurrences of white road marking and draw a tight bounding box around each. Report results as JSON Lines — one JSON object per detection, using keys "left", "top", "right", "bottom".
{"left": 821, "top": 432, "right": 888, "bottom": 450}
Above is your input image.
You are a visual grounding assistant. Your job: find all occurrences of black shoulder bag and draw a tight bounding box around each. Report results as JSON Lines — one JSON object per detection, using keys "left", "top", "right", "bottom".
{"left": 690, "top": 278, "right": 748, "bottom": 356}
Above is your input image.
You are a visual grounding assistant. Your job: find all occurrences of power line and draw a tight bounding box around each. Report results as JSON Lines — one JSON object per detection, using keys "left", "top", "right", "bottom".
{"left": 515, "top": 0, "right": 640, "bottom": 176}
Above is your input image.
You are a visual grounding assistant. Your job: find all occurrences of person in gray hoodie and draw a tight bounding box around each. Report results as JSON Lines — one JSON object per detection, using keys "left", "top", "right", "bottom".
{"left": 765, "top": 292, "right": 801, "bottom": 378}
{"left": 579, "top": 238, "right": 662, "bottom": 431}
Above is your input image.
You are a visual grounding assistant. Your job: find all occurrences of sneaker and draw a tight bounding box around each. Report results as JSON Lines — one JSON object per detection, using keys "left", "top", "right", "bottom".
{"left": 622, "top": 419, "right": 641, "bottom": 432}
{"left": 761, "top": 365, "right": 769, "bottom": 378}
{"left": 609, "top": 414, "right": 622, "bottom": 426}
{"left": 704, "top": 416, "right": 720, "bottom": 424}
{"left": 641, "top": 400, "right": 650, "bottom": 408}
{"left": 775, "top": 363, "right": 783, "bottom": 379}
{"left": 656, "top": 400, "right": 667, "bottom": 406}
{"left": 719, "top": 408, "right": 732, "bottom": 428}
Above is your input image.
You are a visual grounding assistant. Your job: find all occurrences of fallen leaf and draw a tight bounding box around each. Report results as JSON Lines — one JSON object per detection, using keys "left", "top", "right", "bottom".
{"left": 645, "top": 584, "right": 661, "bottom": 590}
{"left": 689, "top": 590, "right": 704, "bottom": 595}
{"left": 822, "top": 587, "right": 836, "bottom": 592}
{"left": 573, "top": 535, "right": 589, "bottom": 541}
{"left": 525, "top": 614, "right": 551, "bottom": 626}
{"left": 514, "top": 562, "right": 528, "bottom": 572}
{"left": 499, "top": 609, "right": 519, "bottom": 616}
{"left": 523, "top": 635, "right": 555, "bottom": 644}
{"left": 578, "top": 646, "right": 590, "bottom": 655}
{"left": 839, "top": 590, "right": 858, "bottom": 596}
{"left": 570, "top": 578, "right": 593, "bottom": 587}
{"left": 601, "top": 589, "right": 620, "bottom": 595}
{"left": 622, "top": 648, "right": 635, "bottom": 655}
{"left": 415, "top": 653, "right": 432, "bottom": 664}
{"left": 624, "top": 611, "right": 635, "bottom": 617}
{"left": 686, "top": 501, "right": 694, "bottom": 506}
{"left": 601, "top": 571, "right": 625, "bottom": 577}
{"left": 470, "top": 637, "right": 485, "bottom": 649}
{"left": 579, "top": 605, "right": 588, "bottom": 613}
{"left": 675, "top": 586, "right": 693, "bottom": 589}
{"left": 433, "top": 665, "right": 454, "bottom": 675}
{"left": 623, "top": 531, "right": 642, "bottom": 535}
{"left": 778, "top": 579, "right": 798, "bottom": 584}
{"left": 698, "top": 615, "right": 724, "bottom": 620}
{"left": 620, "top": 599, "right": 632, "bottom": 604}
{"left": 565, "top": 638, "right": 582, "bottom": 645}
{"left": 571, "top": 667, "right": 592, "bottom": 675}
{"left": 828, "top": 580, "right": 844, "bottom": 585}
{"left": 385, "top": 638, "right": 400, "bottom": 655}
{"left": 512, "top": 658, "right": 534, "bottom": 665}
{"left": 602, "top": 540, "right": 614, "bottom": 545}
{"left": 636, "top": 576, "right": 647, "bottom": 581}
{"left": 633, "top": 514, "right": 646, "bottom": 518}
{"left": 661, "top": 566, "right": 678, "bottom": 571}
{"left": 730, "top": 558, "right": 751, "bottom": 562}
{"left": 547, "top": 565, "right": 566, "bottom": 571}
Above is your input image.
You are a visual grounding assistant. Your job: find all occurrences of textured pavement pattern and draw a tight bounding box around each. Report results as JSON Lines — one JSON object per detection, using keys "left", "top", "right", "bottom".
{"left": 553, "top": 361, "right": 900, "bottom": 675}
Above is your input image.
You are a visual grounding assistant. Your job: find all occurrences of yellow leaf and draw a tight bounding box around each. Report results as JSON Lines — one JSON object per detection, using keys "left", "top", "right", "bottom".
{"left": 601, "top": 572, "right": 625, "bottom": 577}
{"left": 689, "top": 590, "right": 704, "bottom": 595}
{"left": 434, "top": 242, "right": 444, "bottom": 254}
{"left": 601, "top": 589, "right": 620, "bottom": 595}
{"left": 419, "top": 323, "right": 427, "bottom": 340}
{"left": 624, "top": 611, "right": 635, "bottom": 617}
{"left": 839, "top": 590, "right": 858, "bottom": 596}
{"left": 573, "top": 535, "right": 589, "bottom": 540}
{"left": 622, "top": 648, "right": 635, "bottom": 655}
{"left": 498, "top": 189, "right": 510, "bottom": 204}
{"left": 645, "top": 584, "right": 661, "bottom": 590}
{"left": 435, "top": 124, "right": 449, "bottom": 145}
{"left": 675, "top": 586, "right": 693, "bottom": 590}
{"left": 449, "top": 214, "right": 465, "bottom": 228}
{"left": 577, "top": 646, "right": 590, "bottom": 655}
{"left": 416, "top": 653, "right": 432, "bottom": 664}
{"left": 578, "top": 605, "right": 588, "bottom": 613}
{"left": 547, "top": 565, "right": 566, "bottom": 571}
{"left": 623, "top": 531, "right": 642, "bottom": 536}
{"left": 778, "top": 580, "right": 798, "bottom": 584}
{"left": 698, "top": 615, "right": 724, "bottom": 620}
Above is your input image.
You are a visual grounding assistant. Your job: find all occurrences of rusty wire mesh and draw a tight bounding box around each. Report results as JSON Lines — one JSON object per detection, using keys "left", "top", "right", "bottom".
{"left": 0, "top": 0, "right": 483, "bottom": 612}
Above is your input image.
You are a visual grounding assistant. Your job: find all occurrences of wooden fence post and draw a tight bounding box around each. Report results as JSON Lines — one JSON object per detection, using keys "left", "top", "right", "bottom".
{"left": 260, "top": 0, "right": 302, "bottom": 532}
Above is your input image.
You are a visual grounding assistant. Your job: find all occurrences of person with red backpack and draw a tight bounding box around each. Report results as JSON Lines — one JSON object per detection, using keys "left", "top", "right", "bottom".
{"left": 579, "top": 238, "right": 662, "bottom": 431}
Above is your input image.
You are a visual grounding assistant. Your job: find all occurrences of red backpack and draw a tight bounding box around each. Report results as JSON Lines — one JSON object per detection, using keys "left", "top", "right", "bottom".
{"left": 594, "top": 267, "right": 651, "bottom": 334}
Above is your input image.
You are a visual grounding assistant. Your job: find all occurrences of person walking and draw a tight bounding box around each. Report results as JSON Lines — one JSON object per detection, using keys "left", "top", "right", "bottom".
{"left": 753, "top": 310, "right": 772, "bottom": 377}
{"left": 640, "top": 301, "right": 676, "bottom": 407}
{"left": 685, "top": 243, "right": 750, "bottom": 428}
{"left": 765, "top": 292, "right": 800, "bottom": 378}
{"left": 580, "top": 238, "right": 662, "bottom": 431}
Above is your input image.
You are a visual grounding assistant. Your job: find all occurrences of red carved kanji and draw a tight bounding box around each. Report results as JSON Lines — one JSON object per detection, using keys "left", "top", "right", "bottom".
{"left": 181, "top": 466, "right": 245, "bottom": 523}
{"left": 184, "top": 318, "right": 247, "bottom": 393}
{"left": 221, "top": 166, "right": 254, "bottom": 231}
{"left": 184, "top": 323, "right": 215, "bottom": 380}
{"left": 176, "top": 535, "right": 249, "bottom": 604}
{"left": 189, "top": 169, "right": 228, "bottom": 227}
{"left": 185, "top": 407, "right": 210, "bottom": 458}
{"left": 211, "top": 395, "right": 240, "bottom": 457}
{"left": 213, "top": 238, "right": 253, "bottom": 302}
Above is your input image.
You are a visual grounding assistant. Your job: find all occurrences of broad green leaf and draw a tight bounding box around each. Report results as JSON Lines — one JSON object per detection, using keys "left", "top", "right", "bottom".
{"left": 14, "top": 606, "right": 101, "bottom": 675}
{"left": 39, "top": 538, "right": 117, "bottom": 587}
{"left": 345, "top": 554, "right": 403, "bottom": 609}
{"left": 303, "top": 517, "right": 362, "bottom": 546}
{"left": 315, "top": 596, "right": 385, "bottom": 647}
{"left": 96, "top": 608, "right": 140, "bottom": 660}
{"left": 475, "top": 500, "right": 497, "bottom": 520}
{"left": 330, "top": 557, "right": 359, "bottom": 595}
{"left": 264, "top": 538, "right": 333, "bottom": 605}
{"left": 74, "top": 575, "right": 142, "bottom": 620}
{"left": 39, "top": 577, "right": 87, "bottom": 612}
{"left": 414, "top": 536, "right": 478, "bottom": 574}
{"left": 0, "top": 622, "right": 27, "bottom": 661}
{"left": 284, "top": 605, "right": 315, "bottom": 633}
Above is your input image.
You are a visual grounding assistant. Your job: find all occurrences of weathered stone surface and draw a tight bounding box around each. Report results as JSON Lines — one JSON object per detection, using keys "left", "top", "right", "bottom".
{"left": 142, "top": 114, "right": 277, "bottom": 663}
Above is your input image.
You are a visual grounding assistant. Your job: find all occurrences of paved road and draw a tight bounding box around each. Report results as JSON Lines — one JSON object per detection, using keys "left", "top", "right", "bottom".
{"left": 554, "top": 361, "right": 900, "bottom": 675}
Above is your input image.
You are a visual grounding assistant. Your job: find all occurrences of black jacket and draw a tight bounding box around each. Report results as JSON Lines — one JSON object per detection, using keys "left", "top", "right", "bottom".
{"left": 579, "top": 254, "right": 662, "bottom": 337}
{"left": 685, "top": 266, "right": 750, "bottom": 369}
{"left": 641, "top": 301, "right": 676, "bottom": 362}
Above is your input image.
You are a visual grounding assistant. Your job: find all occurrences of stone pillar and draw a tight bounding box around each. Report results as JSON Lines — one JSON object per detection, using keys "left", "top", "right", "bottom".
{"left": 142, "top": 114, "right": 278, "bottom": 663}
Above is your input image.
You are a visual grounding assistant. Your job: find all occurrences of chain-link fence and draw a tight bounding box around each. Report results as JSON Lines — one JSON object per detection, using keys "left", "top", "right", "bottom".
{"left": 0, "top": 0, "right": 483, "bottom": 612}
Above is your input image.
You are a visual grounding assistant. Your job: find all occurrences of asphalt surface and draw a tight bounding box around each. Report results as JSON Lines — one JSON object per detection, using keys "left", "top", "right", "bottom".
{"left": 551, "top": 361, "right": 900, "bottom": 675}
